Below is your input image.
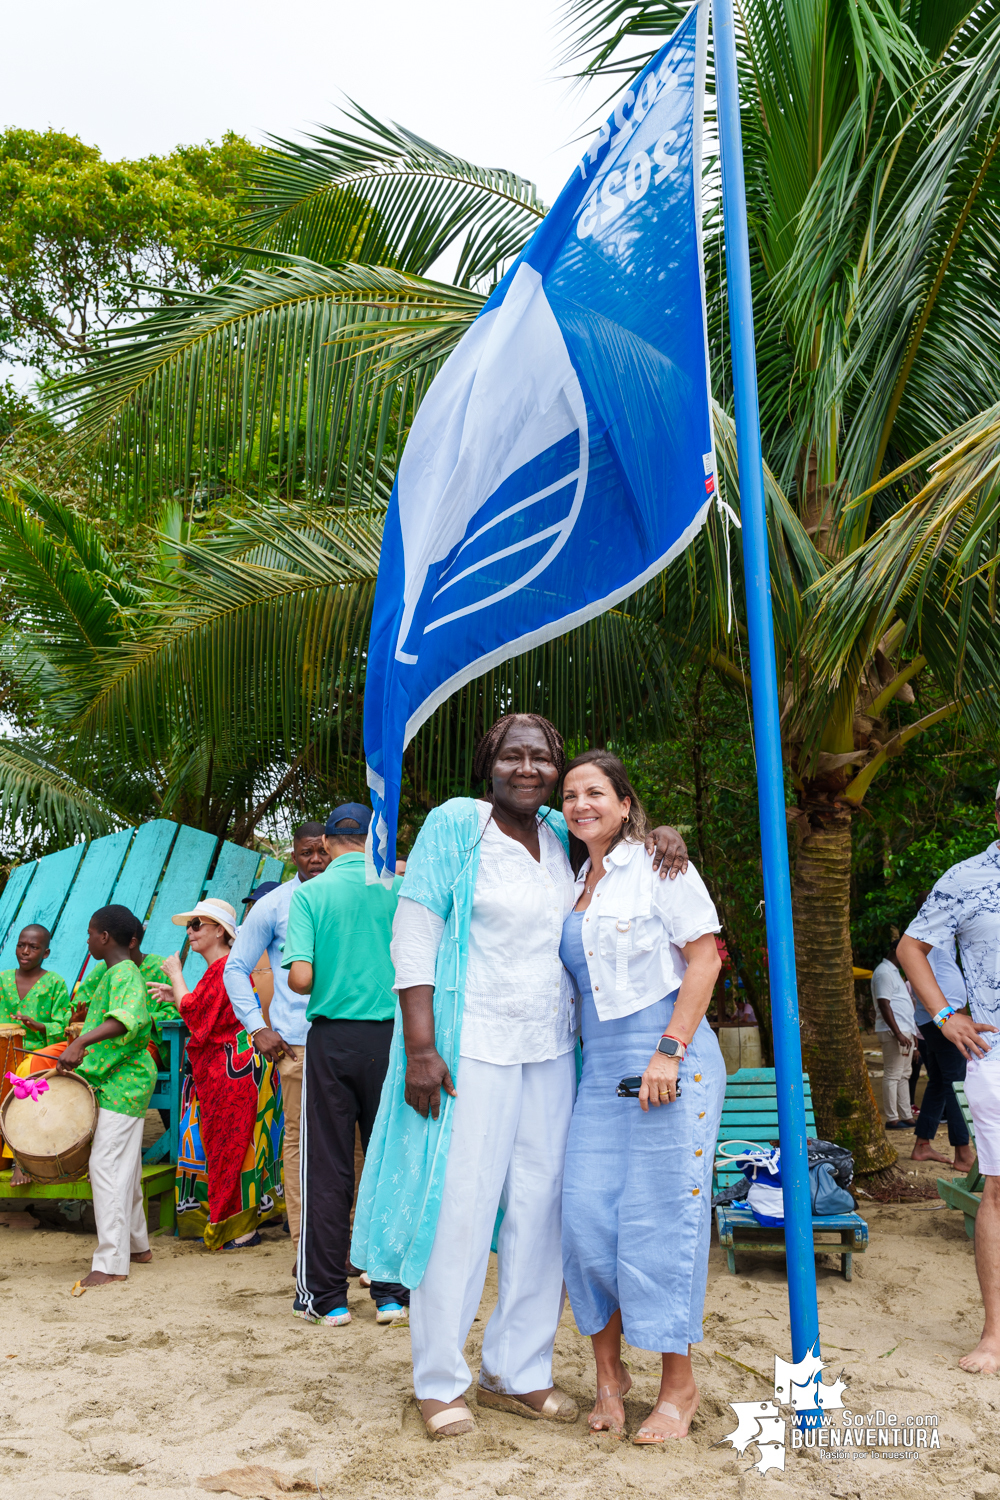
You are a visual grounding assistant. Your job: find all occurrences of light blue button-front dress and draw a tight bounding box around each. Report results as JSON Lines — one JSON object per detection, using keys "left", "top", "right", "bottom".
{"left": 560, "top": 910, "right": 726, "bottom": 1353}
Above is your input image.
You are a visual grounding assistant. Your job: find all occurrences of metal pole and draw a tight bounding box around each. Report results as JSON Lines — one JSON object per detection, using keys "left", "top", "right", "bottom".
{"left": 711, "top": 0, "right": 821, "bottom": 1371}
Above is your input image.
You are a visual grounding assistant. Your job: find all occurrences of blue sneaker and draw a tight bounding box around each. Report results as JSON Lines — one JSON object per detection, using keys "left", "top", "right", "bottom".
{"left": 375, "top": 1302, "right": 408, "bottom": 1325}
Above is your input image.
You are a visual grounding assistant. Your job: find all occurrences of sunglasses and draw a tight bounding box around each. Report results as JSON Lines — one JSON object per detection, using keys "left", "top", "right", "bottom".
{"left": 186, "top": 918, "right": 208, "bottom": 932}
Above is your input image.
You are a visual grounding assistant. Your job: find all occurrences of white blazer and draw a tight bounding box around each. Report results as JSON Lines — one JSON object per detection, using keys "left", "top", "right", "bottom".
{"left": 570, "top": 839, "right": 721, "bottom": 1022}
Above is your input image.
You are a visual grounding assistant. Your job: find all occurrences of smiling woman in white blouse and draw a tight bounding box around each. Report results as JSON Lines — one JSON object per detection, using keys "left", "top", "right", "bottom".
{"left": 559, "top": 749, "right": 724, "bottom": 1446}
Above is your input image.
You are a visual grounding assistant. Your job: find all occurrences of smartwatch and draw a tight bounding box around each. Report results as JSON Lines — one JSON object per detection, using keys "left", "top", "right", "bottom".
{"left": 656, "top": 1036, "right": 684, "bottom": 1058}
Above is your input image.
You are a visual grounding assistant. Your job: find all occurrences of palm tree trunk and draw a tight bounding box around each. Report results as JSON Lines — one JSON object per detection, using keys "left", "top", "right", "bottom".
{"left": 791, "top": 800, "right": 895, "bottom": 1175}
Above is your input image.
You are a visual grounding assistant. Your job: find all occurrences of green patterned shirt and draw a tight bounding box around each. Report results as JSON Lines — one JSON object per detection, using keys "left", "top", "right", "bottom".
{"left": 74, "top": 953, "right": 178, "bottom": 1043}
{"left": 0, "top": 968, "right": 71, "bottom": 1050}
{"left": 76, "top": 961, "right": 157, "bottom": 1118}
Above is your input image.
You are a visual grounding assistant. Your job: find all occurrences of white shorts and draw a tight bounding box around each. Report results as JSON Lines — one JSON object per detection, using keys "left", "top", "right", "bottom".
{"left": 963, "top": 1058, "right": 1000, "bottom": 1176}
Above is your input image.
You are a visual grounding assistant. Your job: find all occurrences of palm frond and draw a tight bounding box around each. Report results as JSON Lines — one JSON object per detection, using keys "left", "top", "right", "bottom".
{"left": 55, "top": 262, "right": 482, "bottom": 517}
{"left": 559, "top": 1, "right": 694, "bottom": 81}
{"left": 240, "top": 107, "right": 547, "bottom": 288}
{"left": 0, "top": 739, "right": 122, "bottom": 847}
{"left": 0, "top": 484, "right": 129, "bottom": 690}
{"left": 73, "top": 503, "right": 383, "bottom": 773}
{"left": 797, "top": 400, "right": 1000, "bottom": 750}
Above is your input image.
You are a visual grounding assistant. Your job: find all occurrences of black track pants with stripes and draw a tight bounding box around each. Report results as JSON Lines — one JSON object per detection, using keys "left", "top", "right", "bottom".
{"left": 296, "top": 1016, "right": 409, "bottom": 1316}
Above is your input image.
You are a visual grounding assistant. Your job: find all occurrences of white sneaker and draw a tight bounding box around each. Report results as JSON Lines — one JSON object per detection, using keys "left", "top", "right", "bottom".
{"left": 293, "top": 1302, "right": 351, "bottom": 1326}
{"left": 375, "top": 1303, "right": 408, "bottom": 1325}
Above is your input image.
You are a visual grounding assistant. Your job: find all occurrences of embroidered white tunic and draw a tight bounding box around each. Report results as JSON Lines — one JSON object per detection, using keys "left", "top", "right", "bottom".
{"left": 391, "top": 800, "right": 577, "bottom": 1065}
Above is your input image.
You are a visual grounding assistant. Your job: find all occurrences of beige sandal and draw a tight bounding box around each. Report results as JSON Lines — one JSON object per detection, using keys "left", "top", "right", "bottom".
{"left": 588, "top": 1371, "right": 632, "bottom": 1435}
{"left": 422, "top": 1400, "right": 475, "bottom": 1438}
{"left": 476, "top": 1386, "right": 579, "bottom": 1423}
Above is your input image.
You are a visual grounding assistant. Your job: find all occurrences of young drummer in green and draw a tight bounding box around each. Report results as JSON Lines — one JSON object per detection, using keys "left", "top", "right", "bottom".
{"left": 57, "top": 904, "right": 158, "bottom": 1289}
{"left": 72, "top": 913, "right": 177, "bottom": 1050}
{"left": 0, "top": 925, "right": 71, "bottom": 1050}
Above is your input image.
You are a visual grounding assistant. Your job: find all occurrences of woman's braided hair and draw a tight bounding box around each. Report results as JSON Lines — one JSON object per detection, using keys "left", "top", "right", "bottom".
{"left": 472, "top": 713, "right": 565, "bottom": 795}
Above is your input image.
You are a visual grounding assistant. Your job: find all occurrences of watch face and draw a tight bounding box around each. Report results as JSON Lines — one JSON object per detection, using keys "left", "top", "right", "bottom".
{"left": 658, "top": 1037, "right": 679, "bottom": 1056}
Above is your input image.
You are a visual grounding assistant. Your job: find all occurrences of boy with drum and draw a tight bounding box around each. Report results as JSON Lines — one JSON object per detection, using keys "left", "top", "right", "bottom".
{"left": 0, "top": 924, "right": 71, "bottom": 1051}
{"left": 56, "top": 906, "right": 158, "bottom": 1290}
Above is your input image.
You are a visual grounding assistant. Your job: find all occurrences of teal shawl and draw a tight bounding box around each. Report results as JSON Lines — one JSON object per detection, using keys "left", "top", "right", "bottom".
{"left": 351, "top": 797, "right": 570, "bottom": 1289}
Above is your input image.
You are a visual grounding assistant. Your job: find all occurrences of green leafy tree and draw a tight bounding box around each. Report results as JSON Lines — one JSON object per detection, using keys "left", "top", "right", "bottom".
{"left": 0, "top": 128, "right": 259, "bottom": 371}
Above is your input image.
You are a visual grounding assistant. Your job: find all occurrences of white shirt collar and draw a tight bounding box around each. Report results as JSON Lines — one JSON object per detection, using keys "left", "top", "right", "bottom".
{"left": 574, "top": 838, "right": 643, "bottom": 884}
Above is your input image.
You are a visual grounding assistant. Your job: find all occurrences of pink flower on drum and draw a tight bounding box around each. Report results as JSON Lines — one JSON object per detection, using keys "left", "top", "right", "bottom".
{"left": 4, "top": 1072, "right": 50, "bottom": 1102}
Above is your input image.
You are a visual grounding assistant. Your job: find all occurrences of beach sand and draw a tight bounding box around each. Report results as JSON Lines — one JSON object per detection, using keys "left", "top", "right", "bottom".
{"left": 1, "top": 1088, "right": 997, "bottom": 1498}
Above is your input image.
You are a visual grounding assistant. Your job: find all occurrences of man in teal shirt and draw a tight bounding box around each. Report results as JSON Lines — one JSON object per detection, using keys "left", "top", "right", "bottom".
{"left": 284, "top": 803, "right": 408, "bottom": 1328}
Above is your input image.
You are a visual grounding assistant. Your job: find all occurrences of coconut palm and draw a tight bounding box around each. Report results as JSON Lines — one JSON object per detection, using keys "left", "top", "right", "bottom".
{"left": 0, "top": 478, "right": 383, "bottom": 848}
{"left": 560, "top": 0, "right": 1000, "bottom": 1175}
{"left": 47, "top": 2, "right": 1000, "bottom": 1175}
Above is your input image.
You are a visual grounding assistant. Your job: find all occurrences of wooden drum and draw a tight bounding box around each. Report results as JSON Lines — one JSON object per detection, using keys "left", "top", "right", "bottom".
{"left": 0, "top": 1069, "right": 97, "bottom": 1182}
{"left": 0, "top": 1025, "right": 25, "bottom": 1108}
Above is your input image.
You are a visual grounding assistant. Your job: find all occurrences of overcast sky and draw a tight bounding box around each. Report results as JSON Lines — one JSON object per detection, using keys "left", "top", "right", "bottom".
{"left": 3, "top": 0, "right": 607, "bottom": 204}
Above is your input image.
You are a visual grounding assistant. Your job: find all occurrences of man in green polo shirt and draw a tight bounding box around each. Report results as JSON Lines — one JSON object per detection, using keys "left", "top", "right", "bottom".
{"left": 283, "top": 803, "right": 409, "bottom": 1328}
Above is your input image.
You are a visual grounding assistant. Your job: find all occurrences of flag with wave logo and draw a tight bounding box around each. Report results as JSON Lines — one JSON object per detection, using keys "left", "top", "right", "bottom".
{"left": 365, "top": 0, "right": 714, "bottom": 876}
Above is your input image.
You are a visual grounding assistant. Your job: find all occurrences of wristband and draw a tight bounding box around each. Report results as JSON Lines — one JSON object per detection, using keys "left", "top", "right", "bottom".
{"left": 662, "top": 1033, "right": 687, "bottom": 1059}
{"left": 932, "top": 1005, "right": 957, "bottom": 1030}
{"left": 249, "top": 1025, "right": 269, "bottom": 1038}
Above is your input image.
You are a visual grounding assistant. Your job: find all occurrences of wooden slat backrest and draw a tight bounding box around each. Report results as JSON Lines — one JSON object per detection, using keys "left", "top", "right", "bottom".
{"left": 46, "top": 829, "right": 134, "bottom": 989}
{"left": 142, "top": 826, "right": 219, "bottom": 973}
{"left": 185, "top": 843, "right": 265, "bottom": 984}
{"left": 0, "top": 844, "right": 87, "bottom": 971}
{"left": 110, "top": 820, "right": 179, "bottom": 923}
{"left": 0, "top": 861, "right": 39, "bottom": 959}
{"left": 0, "top": 824, "right": 287, "bottom": 996}
{"left": 715, "top": 1067, "right": 817, "bottom": 1189}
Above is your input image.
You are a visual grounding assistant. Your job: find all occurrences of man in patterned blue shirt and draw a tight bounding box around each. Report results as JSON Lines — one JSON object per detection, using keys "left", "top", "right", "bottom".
{"left": 898, "top": 784, "right": 1000, "bottom": 1376}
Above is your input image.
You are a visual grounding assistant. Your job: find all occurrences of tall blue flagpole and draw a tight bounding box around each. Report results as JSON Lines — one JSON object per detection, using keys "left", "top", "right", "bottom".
{"left": 711, "top": 0, "right": 821, "bottom": 1373}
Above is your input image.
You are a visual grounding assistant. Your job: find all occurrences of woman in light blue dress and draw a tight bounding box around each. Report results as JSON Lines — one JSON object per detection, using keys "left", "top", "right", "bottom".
{"left": 559, "top": 750, "right": 725, "bottom": 1445}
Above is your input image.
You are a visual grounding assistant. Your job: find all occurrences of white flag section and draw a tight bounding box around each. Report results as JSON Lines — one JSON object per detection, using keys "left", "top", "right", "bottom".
{"left": 365, "top": 0, "right": 714, "bottom": 877}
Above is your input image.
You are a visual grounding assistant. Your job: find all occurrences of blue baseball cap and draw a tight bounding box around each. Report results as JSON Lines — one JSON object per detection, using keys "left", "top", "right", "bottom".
{"left": 325, "top": 802, "right": 371, "bottom": 835}
{"left": 242, "top": 880, "right": 281, "bottom": 906}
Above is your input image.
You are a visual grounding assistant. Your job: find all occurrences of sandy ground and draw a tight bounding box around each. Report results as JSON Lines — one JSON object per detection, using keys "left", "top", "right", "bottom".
{"left": 1, "top": 1061, "right": 998, "bottom": 1500}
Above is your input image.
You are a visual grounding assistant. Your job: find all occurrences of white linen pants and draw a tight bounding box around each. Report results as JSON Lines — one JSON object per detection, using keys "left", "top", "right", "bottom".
{"left": 410, "top": 1050, "right": 576, "bottom": 1404}
{"left": 89, "top": 1108, "right": 148, "bottom": 1275}
{"left": 879, "top": 1034, "right": 911, "bottom": 1123}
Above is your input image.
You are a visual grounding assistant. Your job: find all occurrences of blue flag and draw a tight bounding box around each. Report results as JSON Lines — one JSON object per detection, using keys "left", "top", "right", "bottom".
{"left": 365, "top": 0, "right": 714, "bottom": 876}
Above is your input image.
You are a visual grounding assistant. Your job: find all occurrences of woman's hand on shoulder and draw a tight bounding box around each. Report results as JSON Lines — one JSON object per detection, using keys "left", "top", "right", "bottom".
{"left": 646, "top": 826, "right": 689, "bottom": 880}
{"left": 638, "top": 1050, "right": 680, "bottom": 1112}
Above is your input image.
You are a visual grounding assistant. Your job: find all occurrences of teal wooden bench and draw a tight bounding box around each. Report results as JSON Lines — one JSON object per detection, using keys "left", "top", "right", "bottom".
{"left": 0, "top": 821, "right": 282, "bottom": 1227}
{"left": 713, "top": 1067, "right": 869, "bottom": 1281}
{"left": 936, "top": 1081, "right": 984, "bottom": 1238}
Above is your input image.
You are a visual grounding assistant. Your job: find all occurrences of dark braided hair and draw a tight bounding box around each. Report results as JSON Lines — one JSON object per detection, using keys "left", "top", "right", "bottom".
{"left": 472, "top": 714, "right": 565, "bottom": 797}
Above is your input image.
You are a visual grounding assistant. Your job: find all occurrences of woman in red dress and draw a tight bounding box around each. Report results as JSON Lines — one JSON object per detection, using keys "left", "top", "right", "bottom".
{"left": 149, "top": 898, "right": 285, "bottom": 1249}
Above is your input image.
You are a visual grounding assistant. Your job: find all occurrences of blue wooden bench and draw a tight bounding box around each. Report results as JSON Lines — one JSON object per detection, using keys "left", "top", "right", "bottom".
{"left": 0, "top": 821, "right": 282, "bottom": 1226}
{"left": 713, "top": 1067, "right": 869, "bottom": 1281}
{"left": 936, "top": 1081, "right": 983, "bottom": 1239}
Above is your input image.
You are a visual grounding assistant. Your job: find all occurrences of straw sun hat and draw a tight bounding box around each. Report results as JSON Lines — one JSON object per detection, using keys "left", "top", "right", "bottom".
{"left": 171, "top": 898, "right": 238, "bottom": 939}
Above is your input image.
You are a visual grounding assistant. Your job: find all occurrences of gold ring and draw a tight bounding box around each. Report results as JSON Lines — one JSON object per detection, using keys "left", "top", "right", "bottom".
{"left": 658, "top": 1089, "right": 671, "bottom": 1098}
